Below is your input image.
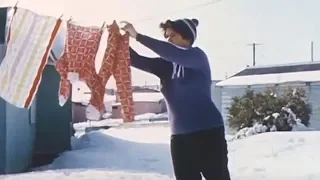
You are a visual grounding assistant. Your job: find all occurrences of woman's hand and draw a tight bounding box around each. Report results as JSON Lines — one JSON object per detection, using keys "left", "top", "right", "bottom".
{"left": 120, "top": 21, "right": 138, "bottom": 39}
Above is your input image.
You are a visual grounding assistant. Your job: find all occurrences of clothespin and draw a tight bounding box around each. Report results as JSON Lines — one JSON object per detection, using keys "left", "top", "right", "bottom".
{"left": 100, "top": 21, "right": 105, "bottom": 29}
{"left": 67, "top": 16, "right": 73, "bottom": 24}
{"left": 12, "top": 0, "right": 19, "bottom": 13}
{"left": 14, "top": 1, "right": 19, "bottom": 8}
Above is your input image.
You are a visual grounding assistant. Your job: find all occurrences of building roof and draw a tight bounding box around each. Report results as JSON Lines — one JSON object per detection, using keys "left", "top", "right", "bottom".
{"left": 233, "top": 61, "right": 320, "bottom": 76}
{"left": 216, "top": 61, "right": 320, "bottom": 87}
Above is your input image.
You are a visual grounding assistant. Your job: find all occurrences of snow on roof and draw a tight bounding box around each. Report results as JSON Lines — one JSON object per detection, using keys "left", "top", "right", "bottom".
{"left": 233, "top": 62, "right": 320, "bottom": 77}
{"left": 242, "top": 61, "right": 320, "bottom": 70}
{"left": 216, "top": 70, "right": 320, "bottom": 87}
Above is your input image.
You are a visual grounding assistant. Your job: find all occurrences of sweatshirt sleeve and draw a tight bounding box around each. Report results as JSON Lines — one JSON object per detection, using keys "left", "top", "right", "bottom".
{"left": 136, "top": 33, "right": 207, "bottom": 69}
{"left": 130, "top": 47, "right": 172, "bottom": 79}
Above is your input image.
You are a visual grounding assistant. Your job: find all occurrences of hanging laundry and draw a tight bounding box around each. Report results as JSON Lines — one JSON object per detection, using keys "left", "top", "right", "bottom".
{"left": 0, "top": 7, "right": 61, "bottom": 108}
{"left": 56, "top": 21, "right": 105, "bottom": 120}
{"left": 99, "top": 21, "right": 134, "bottom": 122}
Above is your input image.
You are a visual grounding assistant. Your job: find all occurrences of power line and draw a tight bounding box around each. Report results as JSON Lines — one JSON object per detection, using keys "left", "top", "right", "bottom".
{"left": 133, "top": 0, "right": 224, "bottom": 24}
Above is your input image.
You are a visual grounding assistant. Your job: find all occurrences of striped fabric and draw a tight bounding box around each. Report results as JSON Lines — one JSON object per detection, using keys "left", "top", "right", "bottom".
{"left": 0, "top": 8, "right": 61, "bottom": 108}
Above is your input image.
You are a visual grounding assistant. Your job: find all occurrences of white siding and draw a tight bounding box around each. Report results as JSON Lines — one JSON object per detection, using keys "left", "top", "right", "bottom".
{"left": 221, "top": 91, "right": 232, "bottom": 124}
{"left": 309, "top": 84, "right": 320, "bottom": 129}
{"left": 221, "top": 87, "right": 247, "bottom": 126}
{"left": 212, "top": 86, "right": 222, "bottom": 112}
{"left": 221, "top": 83, "right": 318, "bottom": 130}
{"left": 211, "top": 81, "right": 222, "bottom": 113}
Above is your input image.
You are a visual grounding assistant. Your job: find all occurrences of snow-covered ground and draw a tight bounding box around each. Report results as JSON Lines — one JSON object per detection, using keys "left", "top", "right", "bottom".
{"left": 2, "top": 122, "right": 320, "bottom": 179}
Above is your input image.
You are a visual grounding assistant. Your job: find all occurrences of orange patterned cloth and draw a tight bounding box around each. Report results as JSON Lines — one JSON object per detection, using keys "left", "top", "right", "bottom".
{"left": 56, "top": 22, "right": 105, "bottom": 120}
{"left": 56, "top": 21, "right": 134, "bottom": 122}
{"left": 99, "top": 21, "right": 134, "bottom": 122}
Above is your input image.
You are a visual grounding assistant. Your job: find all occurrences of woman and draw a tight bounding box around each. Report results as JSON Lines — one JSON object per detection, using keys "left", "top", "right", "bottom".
{"left": 121, "top": 18, "right": 231, "bottom": 180}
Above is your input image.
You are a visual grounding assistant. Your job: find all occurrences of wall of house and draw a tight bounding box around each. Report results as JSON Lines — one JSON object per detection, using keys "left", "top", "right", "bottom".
{"left": 307, "top": 83, "right": 320, "bottom": 129}
{"left": 0, "top": 98, "right": 6, "bottom": 174}
{"left": 220, "top": 86, "right": 247, "bottom": 129}
{"left": 0, "top": 43, "right": 6, "bottom": 174}
{"left": 0, "top": 40, "right": 36, "bottom": 173}
{"left": 211, "top": 80, "right": 222, "bottom": 112}
{"left": 34, "top": 65, "right": 72, "bottom": 156}
{"left": 5, "top": 100, "right": 36, "bottom": 174}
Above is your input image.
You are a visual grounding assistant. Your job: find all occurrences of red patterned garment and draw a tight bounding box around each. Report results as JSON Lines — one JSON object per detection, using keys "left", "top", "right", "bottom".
{"left": 56, "top": 22, "right": 105, "bottom": 120}
{"left": 99, "top": 21, "right": 134, "bottom": 122}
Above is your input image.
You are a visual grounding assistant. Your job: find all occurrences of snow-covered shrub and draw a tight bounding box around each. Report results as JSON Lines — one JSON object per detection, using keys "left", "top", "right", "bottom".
{"left": 231, "top": 107, "right": 314, "bottom": 140}
{"left": 233, "top": 123, "right": 268, "bottom": 140}
{"left": 227, "top": 87, "right": 312, "bottom": 132}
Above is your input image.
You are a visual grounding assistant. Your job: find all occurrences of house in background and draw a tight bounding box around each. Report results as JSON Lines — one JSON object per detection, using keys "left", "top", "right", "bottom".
{"left": 71, "top": 85, "right": 166, "bottom": 122}
{"left": 1, "top": 10, "right": 72, "bottom": 174}
{"left": 111, "top": 90, "right": 166, "bottom": 119}
{"left": 215, "top": 61, "right": 320, "bottom": 130}
{"left": 71, "top": 84, "right": 117, "bottom": 123}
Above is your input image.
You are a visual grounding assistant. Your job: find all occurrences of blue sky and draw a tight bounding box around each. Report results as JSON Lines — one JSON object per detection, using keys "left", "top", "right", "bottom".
{"left": 2, "top": 0, "right": 319, "bottom": 88}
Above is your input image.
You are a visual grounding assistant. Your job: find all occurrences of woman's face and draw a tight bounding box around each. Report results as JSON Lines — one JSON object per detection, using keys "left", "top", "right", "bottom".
{"left": 165, "top": 28, "right": 190, "bottom": 47}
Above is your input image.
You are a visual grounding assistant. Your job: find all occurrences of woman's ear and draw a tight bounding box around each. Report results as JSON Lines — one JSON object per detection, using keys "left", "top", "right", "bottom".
{"left": 164, "top": 31, "right": 168, "bottom": 39}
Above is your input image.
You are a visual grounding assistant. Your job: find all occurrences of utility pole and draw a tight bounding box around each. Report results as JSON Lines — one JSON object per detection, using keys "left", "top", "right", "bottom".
{"left": 311, "top": 41, "right": 314, "bottom": 62}
{"left": 247, "top": 43, "right": 262, "bottom": 66}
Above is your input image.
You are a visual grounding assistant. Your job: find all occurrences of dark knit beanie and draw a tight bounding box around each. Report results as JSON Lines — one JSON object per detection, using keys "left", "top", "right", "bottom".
{"left": 161, "top": 18, "right": 199, "bottom": 45}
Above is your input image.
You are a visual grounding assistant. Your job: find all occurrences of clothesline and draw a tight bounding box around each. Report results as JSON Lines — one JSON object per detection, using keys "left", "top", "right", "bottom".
{"left": 133, "top": 0, "right": 223, "bottom": 24}
{"left": 2, "top": 0, "right": 222, "bottom": 27}
{"left": 1, "top": 2, "right": 129, "bottom": 27}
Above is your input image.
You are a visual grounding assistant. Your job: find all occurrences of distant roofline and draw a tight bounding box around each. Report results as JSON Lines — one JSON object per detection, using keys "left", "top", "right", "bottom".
{"left": 230, "top": 60, "right": 320, "bottom": 77}
{"left": 216, "top": 70, "right": 320, "bottom": 87}
{"left": 246, "top": 61, "right": 320, "bottom": 69}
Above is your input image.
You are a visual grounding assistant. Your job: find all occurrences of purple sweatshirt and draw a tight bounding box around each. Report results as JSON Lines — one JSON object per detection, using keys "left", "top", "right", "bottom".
{"left": 130, "top": 33, "right": 224, "bottom": 135}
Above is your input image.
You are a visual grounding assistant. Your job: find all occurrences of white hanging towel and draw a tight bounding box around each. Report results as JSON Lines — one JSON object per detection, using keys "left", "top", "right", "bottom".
{"left": 0, "top": 8, "right": 62, "bottom": 108}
